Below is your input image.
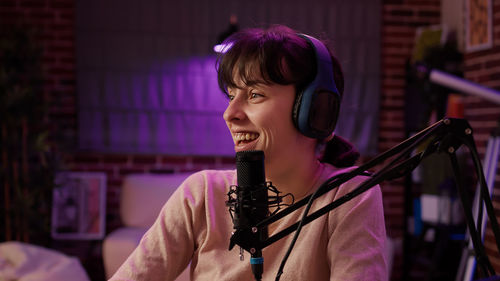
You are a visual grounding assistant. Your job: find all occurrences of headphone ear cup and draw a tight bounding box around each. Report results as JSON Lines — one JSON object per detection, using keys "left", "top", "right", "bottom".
{"left": 309, "top": 91, "right": 339, "bottom": 135}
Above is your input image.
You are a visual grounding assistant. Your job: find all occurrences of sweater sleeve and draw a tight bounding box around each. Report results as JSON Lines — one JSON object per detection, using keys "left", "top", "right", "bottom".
{"left": 327, "top": 175, "right": 388, "bottom": 281}
{"left": 109, "top": 171, "right": 207, "bottom": 281}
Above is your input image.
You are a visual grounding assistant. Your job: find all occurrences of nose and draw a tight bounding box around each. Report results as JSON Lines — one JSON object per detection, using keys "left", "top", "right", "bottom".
{"left": 223, "top": 93, "right": 246, "bottom": 123}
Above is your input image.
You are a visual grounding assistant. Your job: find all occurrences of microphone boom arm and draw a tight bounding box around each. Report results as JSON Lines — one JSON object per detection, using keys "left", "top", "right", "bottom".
{"left": 229, "top": 118, "right": 500, "bottom": 279}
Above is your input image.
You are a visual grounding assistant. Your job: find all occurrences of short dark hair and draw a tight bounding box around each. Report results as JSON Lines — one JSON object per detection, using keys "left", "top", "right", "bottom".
{"left": 216, "top": 25, "right": 344, "bottom": 99}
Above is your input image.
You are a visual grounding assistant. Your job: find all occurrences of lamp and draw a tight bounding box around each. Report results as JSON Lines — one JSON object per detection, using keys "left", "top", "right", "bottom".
{"left": 214, "top": 15, "right": 239, "bottom": 53}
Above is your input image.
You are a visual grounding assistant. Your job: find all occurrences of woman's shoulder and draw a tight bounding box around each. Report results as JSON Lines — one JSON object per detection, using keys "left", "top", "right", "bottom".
{"left": 322, "top": 164, "right": 376, "bottom": 197}
{"left": 186, "top": 169, "right": 236, "bottom": 183}
{"left": 166, "top": 169, "right": 237, "bottom": 210}
{"left": 180, "top": 169, "right": 237, "bottom": 193}
{"left": 324, "top": 164, "right": 371, "bottom": 181}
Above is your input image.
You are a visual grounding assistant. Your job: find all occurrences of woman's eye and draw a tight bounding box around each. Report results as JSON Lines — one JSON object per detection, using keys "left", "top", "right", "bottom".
{"left": 227, "top": 95, "right": 235, "bottom": 101}
{"left": 250, "top": 93, "right": 263, "bottom": 99}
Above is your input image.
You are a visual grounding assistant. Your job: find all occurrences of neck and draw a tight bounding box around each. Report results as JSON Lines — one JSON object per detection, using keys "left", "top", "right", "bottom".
{"left": 266, "top": 154, "right": 325, "bottom": 203}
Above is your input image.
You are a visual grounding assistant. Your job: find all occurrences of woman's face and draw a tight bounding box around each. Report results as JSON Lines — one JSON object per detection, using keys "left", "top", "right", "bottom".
{"left": 223, "top": 78, "right": 315, "bottom": 169}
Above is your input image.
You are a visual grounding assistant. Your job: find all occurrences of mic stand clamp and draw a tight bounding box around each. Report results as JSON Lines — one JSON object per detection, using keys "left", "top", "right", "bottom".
{"left": 228, "top": 226, "right": 265, "bottom": 254}
{"left": 229, "top": 226, "right": 265, "bottom": 280}
{"left": 227, "top": 181, "right": 292, "bottom": 254}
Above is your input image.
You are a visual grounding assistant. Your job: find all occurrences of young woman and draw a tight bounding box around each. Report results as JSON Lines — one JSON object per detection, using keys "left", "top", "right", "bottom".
{"left": 110, "top": 25, "right": 387, "bottom": 281}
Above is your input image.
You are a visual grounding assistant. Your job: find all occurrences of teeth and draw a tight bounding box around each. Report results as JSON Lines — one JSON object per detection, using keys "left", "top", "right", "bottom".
{"left": 233, "top": 132, "right": 258, "bottom": 142}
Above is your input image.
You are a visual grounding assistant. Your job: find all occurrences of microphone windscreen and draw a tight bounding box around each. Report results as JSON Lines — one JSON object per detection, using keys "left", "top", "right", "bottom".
{"left": 236, "top": 150, "right": 265, "bottom": 187}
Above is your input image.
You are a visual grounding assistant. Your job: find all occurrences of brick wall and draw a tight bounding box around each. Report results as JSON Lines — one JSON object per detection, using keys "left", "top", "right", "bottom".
{"left": 462, "top": 0, "right": 500, "bottom": 271}
{"left": 0, "top": 0, "right": 77, "bottom": 147}
{"left": 380, "top": 0, "right": 441, "bottom": 238}
{"left": 380, "top": 0, "right": 441, "bottom": 279}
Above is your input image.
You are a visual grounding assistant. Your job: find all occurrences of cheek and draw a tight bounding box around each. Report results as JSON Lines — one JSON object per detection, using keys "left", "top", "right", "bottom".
{"left": 258, "top": 110, "right": 299, "bottom": 146}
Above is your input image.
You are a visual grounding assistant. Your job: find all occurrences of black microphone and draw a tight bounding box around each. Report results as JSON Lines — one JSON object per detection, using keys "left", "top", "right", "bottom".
{"left": 235, "top": 150, "right": 268, "bottom": 280}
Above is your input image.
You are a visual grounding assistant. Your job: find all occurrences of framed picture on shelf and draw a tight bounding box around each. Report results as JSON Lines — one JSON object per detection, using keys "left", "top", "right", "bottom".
{"left": 465, "top": 0, "right": 492, "bottom": 52}
{"left": 51, "top": 172, "right": 107, "bottom": 240}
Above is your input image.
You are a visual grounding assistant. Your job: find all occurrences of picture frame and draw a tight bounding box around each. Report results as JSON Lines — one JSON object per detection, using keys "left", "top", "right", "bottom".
{"left": 465, "top": 0, "right": 493, "bottom": 52}
{"left": 51, "top": 172, "right": 107, "bottom": 240}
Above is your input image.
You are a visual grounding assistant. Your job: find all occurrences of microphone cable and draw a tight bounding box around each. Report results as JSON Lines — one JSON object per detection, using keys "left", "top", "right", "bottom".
{"left": 274, "top": 171, "right": 371, "bottom": 281}
{"left": 274, "top": 173, "right": 343, "bottom": 281}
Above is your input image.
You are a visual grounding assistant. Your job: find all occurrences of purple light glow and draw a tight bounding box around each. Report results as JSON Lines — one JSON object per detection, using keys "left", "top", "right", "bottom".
{"left": 213, "top": 43, "right": 233, "bottom": 53}
{"left": 79, "top": 55, "right": 234, "bottom": 155}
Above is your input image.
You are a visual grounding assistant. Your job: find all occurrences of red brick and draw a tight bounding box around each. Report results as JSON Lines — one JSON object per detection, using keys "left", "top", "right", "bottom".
{"left": 49, "top": 67, "right": 73, "bottom": 76}
{"left": 177, "top": 167, "right": 202, "bottom": 173}
{"left": 465, "top": 62, "right": 484, "bottom": 72}
{"left": 381, "top": 47, "right": 412, "bottom": 56}
{"left": 73, "top": 153, "right": 102, "bottom": 164}
{"left": 162, "top": 156, "right": 188, "bottom": 165}
{"left": 49, "top": 0, "right": 73, "bottom": 9}
{"left": 58, "top": 57, "right": 74, "bottom": 64}
{"left": 405, "top": 0, "right": 440, "bottom": 5}
{"left": 107, "top": 178, "right": 123, "bottom": 188}
{"left": 48, "top": 23, "right": 73, "bottom": 32}
{"left": 416, "top": 10, "right": 440, "bottom": 18}
{"left": 383, "top": 0, "right": 404, "bottom": 5}
{"left": 0, "top": 11, "right": 20, "bottom": 22}
{"left": 150, "top": 168, "right": 175, "bottom": 174}
{"left": 132, "top": 155, "right": 157, "bottom": 165}
{"left": 486, "top": 59, "right": 500, "bottom": 69}
{"left": 102, "top": 155, "right": 129, "bottom": 165}
{"left": 58, "top": 9, "right": 74, "bottom": 20}
{"left": 47, "top": 45, "right": 74, "bottom": 55}
{"left": 59, "top": 79, "right": 75, "bottom": 87}
{"left": 465, "top": 46, "right": 500, "bottom": 60}
{"left": 48, "top": 107, "right": 75, "bottom": 117}
{"left": 29, "top": 13, "right": 55, "bottom": 25}
{"left": 41, "top": 56, "right": 56, "bottom": 64}
{"left": 86, "top": 167, "right": 114, "bottom": 178}
{"left": 0, "top": 0, "right": 17, "bottom": 8}
{"left": 192, "top": 156, "right": 216, "bottom": 165}
{"left": 382, "top": 30, "right": 414, "bottom": 39}
{"left": 19, "top": 0, "right": 46, "bottom": 8}
{"left": 56, "top": 34, "right": 74, "bottom": 41}
{"left": 118, "top": 167, "right": 146, "bottom": 176}
{"left": 389, "top": 8, "right": 414, "bottom": 17}
{"left": 219, "top": 157, "right": 235, "bottom": 165}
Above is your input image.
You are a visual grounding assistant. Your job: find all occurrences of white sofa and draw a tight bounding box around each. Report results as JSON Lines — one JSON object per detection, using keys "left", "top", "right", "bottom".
{"left": 0, "top": 241, "right": 90, "bottom": 281}
{"left": 102, "top": 173, "right": 193, "bottom": 280}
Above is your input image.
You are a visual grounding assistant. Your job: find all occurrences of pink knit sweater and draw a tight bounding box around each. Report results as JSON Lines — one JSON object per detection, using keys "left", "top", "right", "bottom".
{"left": 110, "top": 165, "right": 387, "bottom": 281}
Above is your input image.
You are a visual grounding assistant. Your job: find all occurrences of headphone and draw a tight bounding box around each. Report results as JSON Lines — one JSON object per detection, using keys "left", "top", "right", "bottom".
{"left": 292, "top": 34, "right": 341, "bottom": 140}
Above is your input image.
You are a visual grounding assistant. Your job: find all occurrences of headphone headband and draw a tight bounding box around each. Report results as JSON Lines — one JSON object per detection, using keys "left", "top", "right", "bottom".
{"left": 293, "top": 34, "right": 341, "bottom": 139}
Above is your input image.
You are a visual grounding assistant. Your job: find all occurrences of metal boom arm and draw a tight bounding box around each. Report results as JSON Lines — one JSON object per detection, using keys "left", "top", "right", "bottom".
{"left": 229, "top": 118, "right": 500, "bottom": 279}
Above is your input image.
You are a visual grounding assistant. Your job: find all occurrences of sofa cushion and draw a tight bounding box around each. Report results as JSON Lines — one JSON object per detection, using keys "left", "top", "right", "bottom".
{"left": 121, "top": 173, "right": 191, "bottom": 228}
{"left": 0, "top": 241, "right": 90, "bottom": 281}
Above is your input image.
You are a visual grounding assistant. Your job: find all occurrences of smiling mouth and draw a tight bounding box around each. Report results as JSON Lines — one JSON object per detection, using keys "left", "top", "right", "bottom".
{"left": 233, "top": 132, "right": 259, "bottom": 145}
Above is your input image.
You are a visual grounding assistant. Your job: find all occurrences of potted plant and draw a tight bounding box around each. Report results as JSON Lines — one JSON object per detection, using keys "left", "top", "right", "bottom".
{"left": 0, "top": 23, "right": 59, "bottom": 246}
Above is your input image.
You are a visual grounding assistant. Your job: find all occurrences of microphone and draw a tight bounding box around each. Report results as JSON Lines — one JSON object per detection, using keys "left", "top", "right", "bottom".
{"left": 235, "top": 150, "right": 269, "bottom": 280}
